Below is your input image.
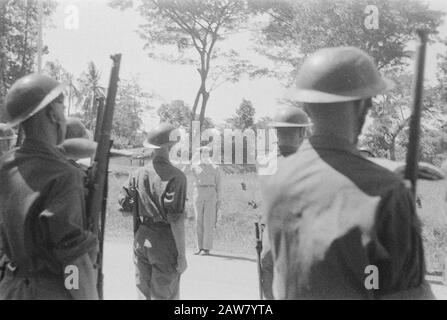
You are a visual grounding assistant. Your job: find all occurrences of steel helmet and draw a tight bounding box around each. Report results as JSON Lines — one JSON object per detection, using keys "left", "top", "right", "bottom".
{"left": 66, "top": 117, "right": 91, "bottom": 139}
{"left": 144, "top": 122, "right": 178, "bottom": 149}
{"left": 270, "top": 106, "right": 311, "bottom": 127}
{"left": 4, "top": 73, "right": 66, "bottom": 127}
{"left": 286, "top": 46, "right": 394, "bottom": 103}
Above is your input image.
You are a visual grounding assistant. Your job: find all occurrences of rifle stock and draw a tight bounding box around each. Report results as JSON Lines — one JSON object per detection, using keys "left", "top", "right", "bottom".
{"left": 87, "top": 54, "right": 121, "bottom": 300}
{"left": 404, "top": 30, "right": 428, "bottom": 200}
{"left": 255, "top": 222, "right": 264, "bottom": 300}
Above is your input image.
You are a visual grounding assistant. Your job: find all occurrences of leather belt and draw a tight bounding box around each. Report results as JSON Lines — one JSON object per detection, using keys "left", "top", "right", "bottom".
{"left": 5, "top": 261, "right": 59, "bottom": 279}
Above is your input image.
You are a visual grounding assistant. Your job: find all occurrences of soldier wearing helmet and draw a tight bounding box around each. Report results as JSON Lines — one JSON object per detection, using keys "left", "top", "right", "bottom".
{"left": 264, "top": 47, "right": 432, "bottom": 299}
{"left": 0, "top": 74, "right": 98, "bottom": 299}
{"left": 0, "top": 123, "right": 16, "bottom": 157}
{"left": 257, "top": 106, "right": 311, "bottom": 299}
{"left": 118, "top": 122, "right": 187, "bottom": 300}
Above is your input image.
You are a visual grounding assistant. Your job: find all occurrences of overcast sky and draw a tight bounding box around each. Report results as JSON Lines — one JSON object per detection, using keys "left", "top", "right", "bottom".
{"left": 44, "top": 0, "right": 447, "bottom": 130}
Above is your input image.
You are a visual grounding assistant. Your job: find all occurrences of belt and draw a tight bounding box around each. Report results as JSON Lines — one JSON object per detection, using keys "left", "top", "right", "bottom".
{"left": 139, "top": 215, "right": 168, "bottom": 227}
{"left": 4, "top": 261, "right": 59, "bottom": 279}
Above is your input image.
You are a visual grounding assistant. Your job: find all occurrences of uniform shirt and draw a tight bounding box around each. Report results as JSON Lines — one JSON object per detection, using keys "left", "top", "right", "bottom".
{"left": 121, "top": 155, "right": 187, "bottom": 223}
{"left": 191, "top": 163, "right": 221, "bottom": 194}
{"left": 0, "top": 139, "right": 97, "bottom": 276}
{"left": 264, "top": 135, "right": 427, "bottom": 299}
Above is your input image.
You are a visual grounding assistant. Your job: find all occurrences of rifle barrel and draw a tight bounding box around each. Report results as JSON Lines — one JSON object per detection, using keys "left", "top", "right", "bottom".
{"left": 404, "top": 30, "right": 428, "bottom": 199}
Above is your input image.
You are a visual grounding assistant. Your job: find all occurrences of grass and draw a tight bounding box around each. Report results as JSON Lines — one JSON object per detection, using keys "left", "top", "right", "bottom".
{"left": 104, "top": 156, "right": 447, "bottom": 271}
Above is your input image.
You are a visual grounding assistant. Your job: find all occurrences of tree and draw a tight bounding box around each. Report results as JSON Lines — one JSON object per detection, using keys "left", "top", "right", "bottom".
{"left": 77, "top": 62, "right": 105, "bottom": 130}
{"left": 361, "top": 72, "right": 445, "bottom": 161}
{"left": 112, "top": 78, "right": 150, "bottom": 148}
{"left": 225, "top": 99, "right": 255, "bottom": 130}
{"left": 157, "top": 99, "right": 214, "bottom": 130}
{"left": 43, "top": 60, "right": 81, "bottom": 116}
{"left": 0, "top": 0, "right": 56, "bottom": 119}
{"left": 250, "top": 0, "right": 444, "bottom": 82}
{"left": 109, "top": 0, "right": 252, "bottom": 127}
{"left": 158, "top": 100, "right": 192, "bottom": 128}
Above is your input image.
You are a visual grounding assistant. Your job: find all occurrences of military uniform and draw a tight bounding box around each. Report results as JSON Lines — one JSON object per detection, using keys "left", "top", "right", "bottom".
{"left": 119, "top": 155, "right": 187, "bottom": 300}
{"left": 265, "top": 135, "right": 429, "bottom": 299}
{"left": 0, "top": 139, "right": 97, "bottom": 299}
{"left": 191, "top": 160, "right": 221, "bottom": 254}
{"left": 264, "top": 46, "right": 430, "bottom": 299}
{"left": 258, "top": 106, "right": 311, "bottom": 299}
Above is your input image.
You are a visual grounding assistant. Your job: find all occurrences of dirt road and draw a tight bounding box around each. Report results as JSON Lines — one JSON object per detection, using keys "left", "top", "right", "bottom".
{"left": 103, "top": 239, "right": 447, "bottom": 300}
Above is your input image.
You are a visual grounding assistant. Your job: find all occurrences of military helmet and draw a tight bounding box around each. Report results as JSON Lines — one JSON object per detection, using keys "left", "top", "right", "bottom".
{"left": 66, "top": 117, "right": 90, "bottom": 139}
{"left": 4, "top": 73, "right": 66, "bottom": 127}
{"left": 144, "top": 122, "right": 178, "bottom": 149}
{"left": 286, "top": 47, "right": 394, "bottom": 103}
{"left": 270, "top": 107, "right": 311, "bottom": 128}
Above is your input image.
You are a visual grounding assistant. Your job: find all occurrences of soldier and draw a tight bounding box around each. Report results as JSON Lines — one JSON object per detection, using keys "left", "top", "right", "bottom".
{"left": 0, "top": 124, "right": 16, "bottom": 282}
{"left": 0, "top": 124, "right": 16, "bottom": 157}
{"left": 191, "top": 145, "right": 222, "bottom": 256}
{"left": 119, "top": 123, "right": 187, "bottom": 300}
{"left": 264, "top": 47, "right": 432, "bottom": 299}
{"left": 0, "top": 74, "right": 98, "bottom": 299}
{"left": 260, "top": 106, "right": 311, "bottom": 299}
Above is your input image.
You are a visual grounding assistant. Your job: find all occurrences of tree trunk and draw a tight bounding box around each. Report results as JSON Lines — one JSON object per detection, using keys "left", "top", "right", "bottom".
{"left": 198, "top": 90, "right": 209, "bottom": 129}
{"left": 389, "top": 137, "right": 396, "bottom": 161}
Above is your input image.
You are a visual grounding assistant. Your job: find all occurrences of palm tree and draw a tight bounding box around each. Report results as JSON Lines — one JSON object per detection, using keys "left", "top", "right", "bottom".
{"left": 78, "top": 62, "right": 105, "bottom": 130}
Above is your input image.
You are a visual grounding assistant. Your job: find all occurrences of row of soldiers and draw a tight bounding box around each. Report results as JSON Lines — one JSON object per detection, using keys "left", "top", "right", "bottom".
{"left": 0, "top": 44, "right": 438, "bottom": 299}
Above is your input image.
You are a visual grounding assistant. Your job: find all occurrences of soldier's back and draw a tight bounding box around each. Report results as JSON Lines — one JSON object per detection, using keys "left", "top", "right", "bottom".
{"left": 0, "top": 140, "right": 97, "bottom": 299}
{"left": 265, "top": 136, "right": 427, "bottom": 299}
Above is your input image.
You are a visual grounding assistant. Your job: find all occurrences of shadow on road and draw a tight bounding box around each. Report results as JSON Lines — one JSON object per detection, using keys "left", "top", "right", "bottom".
{"left": 206, "top": 253, "right": 256, "bottom": 263}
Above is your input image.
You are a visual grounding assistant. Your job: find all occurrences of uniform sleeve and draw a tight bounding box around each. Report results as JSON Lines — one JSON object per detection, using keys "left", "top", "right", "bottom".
{"left": 118, "top": 173, "right": 133, "bottom": 212}
{"left": 215, "top": 167, "right": 222, "bottom": 199}
{"left": 369, "top": 184, "right": 430, "bottom": 299}
{"left": 40, "top": 170, "right": 98, "bottom": 266}
{"left": 163, "top": 174, "right": 187, "bottom": 222}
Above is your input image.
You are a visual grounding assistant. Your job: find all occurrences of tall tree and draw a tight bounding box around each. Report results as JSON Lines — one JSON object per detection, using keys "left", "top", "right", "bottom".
{"left": 112, "top": 78, "right": 150, "bottom": 148}
{"left": 226, "top": 99, "right": 256, "bottom": 130}
{"left": 43, "top": 60, "right": 81, "bottom": 116}
{"left": 77, "top": 62, "right": 105, "bottom": 130}
{"left": 0, "top": 0, "right": 56, "bottom": 119}
{"left": 157, "top": 99, "right": 214, "bottom": 130}
{"left": 109, "top": 0, "right": 252, "bottom": 127}
{"left": 250, "top": 0, "right": 443, "bottom": 82}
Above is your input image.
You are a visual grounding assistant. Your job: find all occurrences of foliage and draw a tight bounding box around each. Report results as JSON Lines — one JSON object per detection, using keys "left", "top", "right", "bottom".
{"left": 109, "top": 0, "right": 252, "bottom": 126}
{"left": 157, "top": 99, "right": 214, "bottom": 130}
{"left": 77, "top": 62, "right": 105, "bottom": 130}
{"left": 225, "top": 99, "right": 255, "bottom": 130}
{"left": 0, "top": 0, "right": 56, "bottom": 119}
{"left": 250, "top": 0, "right": 444, "bottom": 77}
{"left": 112, "top": 78, "right": 151, "bottom": 148}
{"left": 43, "top": 60, "right": 82, "bottom": 116}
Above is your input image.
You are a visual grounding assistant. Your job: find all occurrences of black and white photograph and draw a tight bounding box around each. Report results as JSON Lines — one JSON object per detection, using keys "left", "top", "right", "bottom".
{"left": 1, "top": 0, "right": 447, "bottom": 309}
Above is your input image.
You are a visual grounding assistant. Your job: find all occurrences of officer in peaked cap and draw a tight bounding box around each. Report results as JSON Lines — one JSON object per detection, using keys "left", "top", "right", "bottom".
{"left": 264, "top": 47, "right": 432, "bottom": 299}
{"left": 0, "top": 74, "right": 98, "bottom": 299}
{"left": 119, "top": 122, "right": 188, "bottom": 299}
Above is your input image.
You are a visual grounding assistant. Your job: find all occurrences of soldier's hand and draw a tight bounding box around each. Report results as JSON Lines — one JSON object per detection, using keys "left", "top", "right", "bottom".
{"left": 176, "top": 256, "right": 187, "bottom": 274}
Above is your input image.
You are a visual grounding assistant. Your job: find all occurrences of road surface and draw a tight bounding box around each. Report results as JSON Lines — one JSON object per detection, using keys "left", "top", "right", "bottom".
{"left": 103, "top": 239, "right": 447, "bottom": 300}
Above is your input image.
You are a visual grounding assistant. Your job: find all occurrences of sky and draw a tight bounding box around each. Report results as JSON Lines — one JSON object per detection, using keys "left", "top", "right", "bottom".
{"left": 43, "top": 0, "right": 447, "bottom": 130}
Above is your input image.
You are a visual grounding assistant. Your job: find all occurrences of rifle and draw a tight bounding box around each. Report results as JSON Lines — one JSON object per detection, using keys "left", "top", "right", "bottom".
{"left": 404, "top": 30, "right": 428, "bottom": 201}
{"left": 254, "top": 222, "right": 264, "bottom": 300}
{"left": 131, "top": 177, "right": 141, "bottom": 234}
{"left": 87, "top": 54, "right": 121, "bottom": 300}
{"left": 94, "top": 96, "right": 105, "bottom": 143}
